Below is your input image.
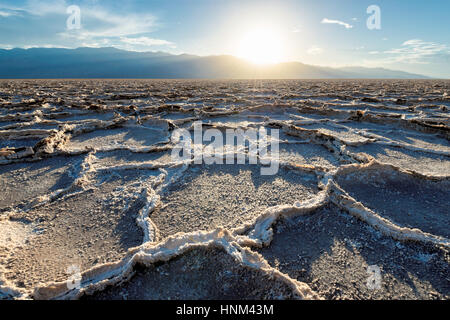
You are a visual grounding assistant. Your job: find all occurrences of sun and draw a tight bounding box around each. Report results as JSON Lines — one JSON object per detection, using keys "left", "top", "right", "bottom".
{"left": 236, "top": 26, "right": 285, "bottom": 65}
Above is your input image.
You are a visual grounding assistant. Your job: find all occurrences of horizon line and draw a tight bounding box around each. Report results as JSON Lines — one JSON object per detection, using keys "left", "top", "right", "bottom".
{"left": 0, "top": 46, "right": 443, "bottom": 79}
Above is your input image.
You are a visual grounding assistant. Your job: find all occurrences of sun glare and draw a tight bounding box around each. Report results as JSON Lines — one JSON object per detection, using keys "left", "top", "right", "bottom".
{"left": 236, "top": 26, "right": 285, "bottom": 65}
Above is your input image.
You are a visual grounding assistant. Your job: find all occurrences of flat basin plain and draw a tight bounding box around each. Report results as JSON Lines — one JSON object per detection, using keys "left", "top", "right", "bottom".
{"left": 0, "top": 79, "right": 449, "bottom": 300}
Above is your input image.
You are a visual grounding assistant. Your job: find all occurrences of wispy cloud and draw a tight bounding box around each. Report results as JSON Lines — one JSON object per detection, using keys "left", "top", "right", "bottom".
{"left": 307, "top": 46, "right": 323, "bottom": 55}
{"left": 119, "top": 36, "right": 175, "bottom": 50}
{"left": 321, "top": 18, "right": 353, "bottom": 29}
{"left": 58, "top": 7, "right": 158, "bottom": 39}
{"left": 0, "top": 7, "right": 25, "bottom": 17}
{"left": 367, "top": 39, "right": 450, "bottom": 64}
{"left": 22, "top": 44, "right": 71, "bottom": 49}
{"left": 0, "top": 10, "right": 13, "bottom": 17}
{"left": 22, "top": 0, "right": 67, "bottom": 15}
{"left": 0, "top": 0, "right": 174, "bottom": 51}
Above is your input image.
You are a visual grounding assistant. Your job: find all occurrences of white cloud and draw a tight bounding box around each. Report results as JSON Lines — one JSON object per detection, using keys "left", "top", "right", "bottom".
{"left": 307, "top": 46, "right": 323, "bottom": 55}
{"left": 58, "top": 8, "right": 158, "bottom": 39}
{"left": 17, "top": 0, "right": 68, "bottom": 16}
{"left": 0, "top": 7, "right": 25, "bottom": 17}
{"left": 0, "top": 1, "right": 173, "bottom": 51}
{"left": 370, "top": 39, "right": 450, "bottom": 64}
{"left": 22, "top": 44, "right": 71, "bottom": 49}
{"left": 292, "top": 25, "right": 302, "bottom": 33}
{"left": 0, "top": 44, "right": 14, "bottom": 49}
{"left": 0, "top": 10, "right": 13, "bottom": 17}
{"left": 321, "top": 18, "right": 353, "bottom": 29}
{"left": 119, "top": 37, "right": 173, "bottom": 47}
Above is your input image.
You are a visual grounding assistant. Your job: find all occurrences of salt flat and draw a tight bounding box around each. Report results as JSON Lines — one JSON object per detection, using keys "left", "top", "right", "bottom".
{"left": 0, "top": 79, "right": 448, "bottom": 300}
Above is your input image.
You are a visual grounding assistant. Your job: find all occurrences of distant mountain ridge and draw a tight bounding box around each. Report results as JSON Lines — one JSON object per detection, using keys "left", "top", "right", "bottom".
{"left": 0, "top": 47, "right": 429, "bottom": 79}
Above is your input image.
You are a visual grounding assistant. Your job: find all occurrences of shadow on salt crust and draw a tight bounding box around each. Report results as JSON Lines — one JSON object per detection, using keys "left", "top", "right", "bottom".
{"left": 336, "top": 166, "right": 450, "bottom": 239}
{"left": 257, "top": 204, "right": 450, "bottom": 300}
{"left": 347, "top": 144, "right": 450, "bottom": 176}
{"left": 84, "top": 247, "right": 298, "bottom": 300}
{"left": 0, "top": 155, "right": 82, "bottom": 209}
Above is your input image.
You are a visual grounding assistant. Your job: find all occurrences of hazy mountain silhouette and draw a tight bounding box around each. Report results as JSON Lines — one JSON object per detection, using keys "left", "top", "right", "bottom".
{"left": 0, "top": 47, "right": 429, "bottom": 79}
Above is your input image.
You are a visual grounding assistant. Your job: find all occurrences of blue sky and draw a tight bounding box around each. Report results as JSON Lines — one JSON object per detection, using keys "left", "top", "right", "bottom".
{"left": 0, "top": 0, "right": 449, "bottom": 77}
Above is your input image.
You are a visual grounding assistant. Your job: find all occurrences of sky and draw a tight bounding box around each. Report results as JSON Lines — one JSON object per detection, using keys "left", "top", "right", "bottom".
{"left": 0, "top": 0, "right": 449, "bottom": 78}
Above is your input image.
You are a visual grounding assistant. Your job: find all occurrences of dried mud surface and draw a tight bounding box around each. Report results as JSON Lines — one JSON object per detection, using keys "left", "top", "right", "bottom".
{"left": 0, "top": 79, "right": 448, "bottom": 300}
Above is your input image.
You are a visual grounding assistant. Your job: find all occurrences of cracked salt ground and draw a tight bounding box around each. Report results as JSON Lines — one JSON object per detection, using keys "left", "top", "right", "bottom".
{"left": 161, "top": 112, "right": 197, "bottom": 121}
{"left": 0, "top": 138, "right": 41, "bottom": 149}
{"left": 0, "top": 79, "right": 449, "bottom": 300}
{"left": 52, "top": 112, "right": 115, "bottom": 123}
{"left": 240, "top": 106, "right": 302, "bottom": 122}
{"left": 181, "top": 121, "right": 301, "bottom": 145}
{"left": 298, "top": 123, "right": 372, "bottom": 145}
{"left": 201, "top": 116, "right": 267, "bottom": 128}
{"left": 0, "top": 155, "right": 82, "bottom": 209}
{"left": 84, "top": 247, "right": 299, "bottom": 300}
{"left": 278, "top": 143, "right": 340, "bottom": 169}
{"left": 346, "top": 144, "right": 450, "bottom": 176}
{"left": 92, "top": 149, "right": 173, "bottom": 168}
{"left": 65, "top": 126, "right": 169, "bottom": 152}
{"left": 1, "top": 122, "right": 61, "bottom": 131}
{"left": 335, "top": 166, "right": 450, "bottom": 239}
{"left": 150, "top": 164, "right": 319, "bottom": 241}
{"left": 257, "top": 204, "right": 450, "bottom": 299}
{"left": 340, "top": 122, "right": 450, "bottom": 153}
{"left": 1, "top": 169, "right": 159, "bottom": 289}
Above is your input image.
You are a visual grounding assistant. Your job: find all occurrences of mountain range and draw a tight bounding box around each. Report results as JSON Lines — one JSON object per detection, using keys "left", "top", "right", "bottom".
{"left": 0, "top": 47, "right": 429, "bottom": 79}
